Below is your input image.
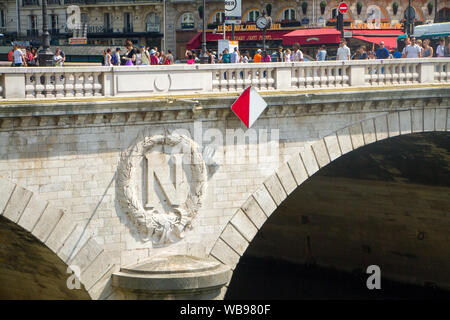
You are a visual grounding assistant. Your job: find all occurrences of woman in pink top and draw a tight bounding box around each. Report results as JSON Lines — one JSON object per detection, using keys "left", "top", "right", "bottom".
{"left": 262, "top": 51, "right": 271, "bottom": 62}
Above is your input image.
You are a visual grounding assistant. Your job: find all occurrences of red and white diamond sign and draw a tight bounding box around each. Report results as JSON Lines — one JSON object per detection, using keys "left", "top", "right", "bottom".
{"left": 231, "top": 86, "right": 268, "bottom": 128}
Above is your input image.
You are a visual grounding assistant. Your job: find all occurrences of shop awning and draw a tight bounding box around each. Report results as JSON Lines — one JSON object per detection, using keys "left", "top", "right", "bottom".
{"left": 186, "top": 30, "right": 290, "bottom": 49}
{"left": 282, "top": 28, "right": 341, "bottom": 45}
{"left": 350, "top": 30, "right": 404, "bottom": 50}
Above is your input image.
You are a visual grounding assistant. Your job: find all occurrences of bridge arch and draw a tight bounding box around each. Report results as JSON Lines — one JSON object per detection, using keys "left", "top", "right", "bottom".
{"left": 0, "top": 177, "right": 114, "bottom": 299}
{"left": 209, "top": 106, "right": 449, "bottom": 277}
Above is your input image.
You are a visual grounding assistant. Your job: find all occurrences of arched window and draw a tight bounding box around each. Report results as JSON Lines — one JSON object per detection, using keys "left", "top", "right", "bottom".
{"left": 146, "top": 13, "right": 161, "bottom": 32}
{"left": 283, "top": 8, "right": 296, "bottom": 21}
{"left": 181, "top": 12, "right": 195, "bottom": 29}
{"left": 212, "top": 11, "right": 225, "bottom": 24}
{"left": 248, "top": 10, "right": 260, "bottom": 22}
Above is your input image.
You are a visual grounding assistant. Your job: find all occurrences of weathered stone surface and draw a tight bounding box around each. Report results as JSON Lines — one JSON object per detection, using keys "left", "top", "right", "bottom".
{"left": 323, "top": 133, "right": 342, "bottom": 162}
{"left": 435, "top": 108, "right": 447, "bottom": 131}
{"left": 387, "top": 112, "right": 400, "bottom": 137}
{"left": 424, "top": 108, "right": 436, "bottom": 132}
{"left": 349, "top": 123, "right": 365, "bottom": 150}
{"left": 210, "top": 239, "right": 240, "bottom": 268}
{"left": 276, "top": 163, "right": 297, "bottom": 195}
{"left": 263, "top": 174, "right": 287, "bottom": 206}
{"left": 230, "top": 209, "right": 258, "bottom": 243}
{"left": 69, "top": 237, "right": 104, "bottom": 273}
{"left": 361, "top": 118, "right": 376, "bottom": 145}
{"left": 32, "top": 206, "right": 65, "bottom": 243}
{"left": 412, "top": 109, "right": 424, "bottom": 133}
{"left": 336, "top": 127, "right": 353, "bottom": 155}
{"left": 17, "top": 195, "right": 48, "bottom": 232}
{"left": 58, "top": 223, "right": 91, "bottom": 263}
{"left": 252, "top": 186, "right": 278, "bottom": 217}
{"left": 81, "top": 251, "right": 114, "bottom": 291}
{"left": 0, "top": 178, "right": 16, "bottom": 215}
{"left": 312, "top": 139, "right": 331, "bottom": 168}
{"left": 220, "top": 224, "right": 248, "bottom": 256}
{"left": 287, "top": 154, "right": 309, "bottom": 185}
{"left": 241, "top": 197, "right": 267, "bottom": 229}
{"left": 374, "top": 115, "right": 389, "bottom": 140}
{"left": 399, "top": 110, "right": 412, "bottom": 134}
{"left": 2, "top": 185, "right": 32, "bottom": 223}
{"left": 299, "top": 146, "right": 320, "bottom": 176}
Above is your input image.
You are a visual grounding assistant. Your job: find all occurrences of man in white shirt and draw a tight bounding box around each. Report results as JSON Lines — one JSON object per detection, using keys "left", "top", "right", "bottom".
{"left": 292, "top": 43, "right": 304, "bottom": 62}
{"left": 403, "top": 37, "right": 422, "bottom": 58}
{"left": 337, "top": 39, "right": 351, "bottom": 60}
{"left": 436, "top": 38, "right": 445, "bottom": 57}
{"left": 230, "top": 47, "right": 239, "bottom": 63}
{"left": 13, "top": 43, "right": 25, "bottom": 67}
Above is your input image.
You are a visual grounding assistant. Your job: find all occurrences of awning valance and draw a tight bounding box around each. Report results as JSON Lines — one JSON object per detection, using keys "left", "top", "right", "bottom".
{"left": 282, "top": 28, "right": 341, "bottom": 45}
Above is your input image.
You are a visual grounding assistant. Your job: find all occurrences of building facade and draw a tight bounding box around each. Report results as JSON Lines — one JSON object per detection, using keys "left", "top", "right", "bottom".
{"left": 0, "top": 0, "right": 448, "bottom": 58}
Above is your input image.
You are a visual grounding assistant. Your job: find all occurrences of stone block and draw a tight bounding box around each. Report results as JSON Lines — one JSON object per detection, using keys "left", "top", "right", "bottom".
{"left": 241, "top": 196, "right": 267, "bottom": 229}
{"left": 0, "top": 177, "right": 16, "bottom": 215}
{"left": 252, "top": 186, "right": 277, "bottom": 217}
{"left": 349, "top": 123, "right": 365, "bottom": 150}
{"left": 2, "top": 185, "right": 32, "bottom": 223}
{"left": 387, "top": 112, "right": 400, "bottom": 137}
{"left": 336, "top": 127, "right": 353, "bottom": 155}
{"left": 87, "top": 265, "right": 118, "bottom": 300}
{"left": 263, "top": 174, "right": 287, "bottom": 206}
{"left": 46, "top": 214, "right": 77, "bottom": 254}
{"left": 32, "top": 206, "right": 65, "bottom": 243}
{"left": 361, "top": 118, "right": 376, "bottom": 145}
{"left": 69, "top": 237, "right": 104, "bottom": 273}
{"left": 299, "top": 146, "right": 319, "bottom": 176}
{"left": 80, "top": 251, "right": 114, "bottom": 291}
{"left": 435, "top": 108, "right": 447, "bottom": 131}
{"left": 412, "top": 109, "right": 424, "bottom": 133}
{"left": 312, "top": 139, "right": 330, "bottom": 168}
{"left": 58, "top": 223, "right": 92, "bottom": 263}
{"left": 17, "top": 194, "right": 48, "bottom": 232}
{"left": 287, "top": 154, "right": 309, "bottom": 185}
{"left": 220, "top": 224, "right": 248, "bottom": 256}
{"left": 276, "top": 162, "right": 297, "bottom": 195}
{"left": 399, "top": 110, "right": 412, "bottom": 134}
{"left": 210, "top": 238, "right": 240, "bottom": 269}
{"left": 424, "top": 108, "right": 436, "bottom": 132}
{"left": 323, "top": 133, "right": 342, "bottom": 162}
{"left": 374, "top": 115, "right": 389, "bottom": 141}
{"left": 230, "top": 209, "right": 258, "bottom": 242}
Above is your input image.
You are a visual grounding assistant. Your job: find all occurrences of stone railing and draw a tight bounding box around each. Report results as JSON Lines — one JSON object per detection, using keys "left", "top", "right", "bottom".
{"left": 0, "top": 58, "right": 449, "bottom": 100}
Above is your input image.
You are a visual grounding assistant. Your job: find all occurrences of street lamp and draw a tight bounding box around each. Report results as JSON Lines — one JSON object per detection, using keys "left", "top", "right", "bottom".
{"left": 199, "top": 0, "right": 209, "bottom": 64}
{"left": 38, "top": 0, "right": 53, "bottom": 66}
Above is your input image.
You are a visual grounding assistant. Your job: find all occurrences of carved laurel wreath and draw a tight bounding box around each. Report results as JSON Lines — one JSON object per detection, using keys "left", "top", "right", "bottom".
{"left": 117, "top": 131, "right": 207, "bottom": 246}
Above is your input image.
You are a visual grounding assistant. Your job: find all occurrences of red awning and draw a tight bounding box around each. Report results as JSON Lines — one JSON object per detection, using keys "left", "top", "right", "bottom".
{"left": 187, "top": 30, "right": 291, "bottom": 49}
{"left": 352, "top": 36, "right": 398, "bottom": 50}
{"left": 282, "top": 28, "right": 341, "bottom": 45}
{"left": 350, "top": 30, "right": 404, "bottom": 50}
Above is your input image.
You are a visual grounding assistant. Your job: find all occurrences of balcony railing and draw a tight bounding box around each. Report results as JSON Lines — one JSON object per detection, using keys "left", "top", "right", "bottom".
{"left": 146, "top": 23, "right": 160, "bottom": 33}
{"left": 23, "top": 0, "right": 39, "bottom": 5}
{"left": 0, "top": 59, "right": 448, "bottom": 100}
{"left": 27, "top": 29, "right": 39, "bottom": 37}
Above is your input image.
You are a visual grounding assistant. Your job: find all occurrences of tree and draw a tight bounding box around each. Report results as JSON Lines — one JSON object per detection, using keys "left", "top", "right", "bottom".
{"left": 392, "top": 2, "right": 399, "bottom": 15}
{"left": 320, "top": 1, "right": 327, "bottom": 15}
{"left": 302, "top": 2, "right": 308, "bottom": 15}
{"left": 357, "top": 2, "right": 363, "bottom": 15}
{"left": 427, "top": 2, "right": 433, "bottom": 15}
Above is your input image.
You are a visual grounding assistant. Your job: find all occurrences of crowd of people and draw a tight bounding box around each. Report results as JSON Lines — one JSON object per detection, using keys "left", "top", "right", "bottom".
{"left": 7, "top": 36, "right": 450, "bottom": 67}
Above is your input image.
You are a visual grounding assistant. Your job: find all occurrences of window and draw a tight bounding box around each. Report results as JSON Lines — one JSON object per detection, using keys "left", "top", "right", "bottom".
{"left": 181, "top": 13, "right": 194, "bottom": 29}
{"left": 124, "top": 12, "right": 133, "bottom": 32}
{"left": 0, "top": 9, "right": 5, "bottom": 28}
{"left": 213, "top": 11, "right": 225, "bottom": 24}
{"left": 248, "top": 10, "right": 260, "bottom": 22}
{"left": 81, "top": 13, "right": 88, "bottom": 24}
{"left": 283, "top": 8, "right": 296, "bottom": 21}
{"left": 146, "top": 13, "right": 160, "bottom": 32}
{"left": 29, "top": 15, "right": 37, "bottom": 30}
{"left": 50, "top": 14, "right": 58, "bottom": 30}
{"left": 331, "top": 8, "right": 337, "bottom": 19}
{"left": 104, "top": 12, "right": 112, "bottom": 32}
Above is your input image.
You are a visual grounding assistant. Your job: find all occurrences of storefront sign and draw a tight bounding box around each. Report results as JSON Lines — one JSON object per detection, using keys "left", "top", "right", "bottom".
{"left": 69, "top": 37, "right": 87, "bottom": 45}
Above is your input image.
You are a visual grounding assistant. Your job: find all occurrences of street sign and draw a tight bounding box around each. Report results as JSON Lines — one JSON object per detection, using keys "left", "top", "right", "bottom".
{"left": 338, "top": 2, "right": 349, "bottom": 14}
{"left": 231, "top": 86, "right": 267, "bottom": 128}
{"left": 225, "top": 0, "right": 242, "bottom": 25}
{"left": 343, "top": 30, "right": 353, "bottom": 38}
{"left": 69, "top": 37, "right": 87, "bottom": 45}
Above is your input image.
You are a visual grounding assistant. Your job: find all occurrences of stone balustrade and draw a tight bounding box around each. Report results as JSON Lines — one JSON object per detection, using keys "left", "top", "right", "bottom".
{"left": 0, "top": 58, "right": 448, "bottom": 100}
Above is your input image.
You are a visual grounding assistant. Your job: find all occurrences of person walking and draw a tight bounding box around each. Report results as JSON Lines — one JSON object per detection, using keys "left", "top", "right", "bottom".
{"left": 165, "top": 50, "right": 174, "bottom": 65}
{"left": 275, "top": 46, "right": 285, "bottom": 62}
{"left": 436, "top": 38, "right": 446, "bottom": 57}
{"left": 316, "top": 45, "right": 327, "bottom": 61}
{"left": 151, "top": 49, "right": 160, "bottom": 65}
{"left": 111, "top": 48, "right": 121, "bottom": 66}
{"left": 13, "top": 43, "right": 26, "bottom": 67}
{"left": 230, "top": 47, "right": 239, "bottom": 63}
{"left": 375, "top": 41, "right": 390, "bottom": 59}
{"left": 220, "top": 48, "right": 231, "bottom": 63}
{"left": 262, "top": 50, "right": 271, "bottom": 62}
{"left": 122, "top": 40, "right": 136, "bottom": 65}
{"left": 241, "top": 51, "right": 249, "bottom": 63}
{"left": 422, "top": 39, "right": 433, "bottom": 58}
{"left": 104, "top": 48, "right": 112, "bottom": 66}
{"left": 292, "top": 43, "right": 304, "bottom": 62}
{"left": 253, "top": 49, "right": 262, "bottom": 63}
{"left": 53, "top": 48, "right": 64, "bottom": 67}
{"left": 403, "top": 36, "right": 422, "bottom": 58}
{"left": 285, "top": 48, "right": 292, "bottom": 62}
{"left": 337, "top": 39, "right": 351, "bottom": 60}
{"left": 140, "top": 45, "right": 150, "bottom": 65}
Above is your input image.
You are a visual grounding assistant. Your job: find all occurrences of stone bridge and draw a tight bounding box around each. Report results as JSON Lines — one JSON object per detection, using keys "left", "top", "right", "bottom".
{"left": 0, "top": 58, "right": 449, "bottom": 299}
